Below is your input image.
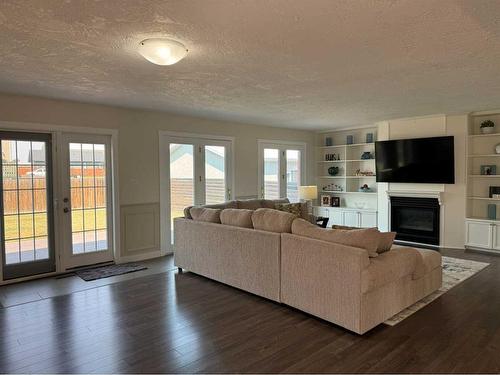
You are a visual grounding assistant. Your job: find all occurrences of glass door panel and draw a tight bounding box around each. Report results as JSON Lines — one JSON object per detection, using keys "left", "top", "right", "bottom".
{"left": 286, "top": 150, "right": 301, "bottom": 203}
{"left": 0, "top": 132, "right": 55, "bottom": 279}
{"left": 69, "top": 142, "right": 108, "bottom": 255}
{"left": 264, "top": 148, "right": 280, "bottom": 199}
{"left": 62, "top": 134, "right": 113, "bottom": 269}
{"left": 205, "top": 145, "right": 226, "bottom": 205}
{"left": 163, "top": 136, "right": 233, "bottom": 251}
{"left": 169, "top": 143, "right": 194, "bottom": 243}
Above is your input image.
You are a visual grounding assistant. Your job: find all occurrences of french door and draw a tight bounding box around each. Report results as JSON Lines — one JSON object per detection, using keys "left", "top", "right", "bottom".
{"left": 60, "top": 133, "right": 114, "bottom": 269}
{"left": 163, "top": 135, "right": 233, "bottom": 250}
{"left": 0, "top": 132, "right": 56, "bottom": 279}
{"left": 258, "top": 141, "right": 306, "bottom": 202}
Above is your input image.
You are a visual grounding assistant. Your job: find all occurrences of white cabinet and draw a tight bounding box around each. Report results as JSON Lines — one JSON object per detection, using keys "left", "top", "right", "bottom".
{"left": 465, "top": 219, "right": 495, "bottom": 250}
{"left": 314, "top": 206, "right": 378, "bottom": 228}
{"left": 360, "top": 212, "right": 378, "bottom": 228}
{"left": 343, "top": 211, "right": 359, "bottom": 227}
{"left": 329, "top": 210, "right": 343, "bottom": 226}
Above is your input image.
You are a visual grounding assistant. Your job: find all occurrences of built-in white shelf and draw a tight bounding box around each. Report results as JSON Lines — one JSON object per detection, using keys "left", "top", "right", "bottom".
{"left": 321, "top": 190, "right": 377, "bottom": 195}
{"left": 468, "top": 154, "right": 500, "bottom": 157}
{"left": 320, "top": 175, "right": 376, "bottom": 179}
{"left": 318, "top": 142, "right": 374, "bottom": 149}
{"left": 317, "top": 159, "right": 375, "bottom": 163}
{"left": 317, "top": 127, "right": 378, "bottom": 212}
{"left": 467, "top": 197, "right": 500, "bottom": 201}
{"left": 465, "top": 110, "right": 500, "bottom": 252}
{"left": 469, "top": 132, "right": 500, "bottom": 138}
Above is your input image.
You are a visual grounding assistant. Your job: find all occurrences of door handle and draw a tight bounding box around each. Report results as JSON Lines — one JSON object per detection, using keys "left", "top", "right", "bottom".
{"left": 63, "top": 207, "right": 70, "bottom": 213}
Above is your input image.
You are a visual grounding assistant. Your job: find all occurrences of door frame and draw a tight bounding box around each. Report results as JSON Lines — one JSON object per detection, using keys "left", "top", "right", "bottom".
{"left": 159, "top": 131, "right": 235, "bottom": 254}
{"left": 0, "top": 121, "right": 120, "bottom": 284}
{"left": 59, "top": 132, "right": 115, "bottom": 270}
{"left": 257, "top": 139, "right": 307, "bottom": 199}
{"left": 0, "top": 131, "right": 56, "bottom": 279}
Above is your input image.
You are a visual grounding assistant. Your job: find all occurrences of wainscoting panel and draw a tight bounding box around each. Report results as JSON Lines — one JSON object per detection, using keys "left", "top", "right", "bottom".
{"left": 120, "top": 203, "right": 160, "bottom": 258}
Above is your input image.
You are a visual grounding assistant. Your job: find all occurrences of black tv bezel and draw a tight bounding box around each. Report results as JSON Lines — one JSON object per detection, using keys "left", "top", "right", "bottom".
{"left": 375, "top": 135, "right": 455, "bottom": 184}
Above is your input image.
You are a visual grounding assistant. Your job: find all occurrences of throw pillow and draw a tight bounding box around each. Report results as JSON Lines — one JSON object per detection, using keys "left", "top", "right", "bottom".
{"left": 275, "top": 202, "right": 302, "bottom": 217}
{"left": 251, "top": 208, "right": 296, "bottom": 233}
{"left": 189, "top": 207, "right": 222, "bottom": 223}
{"left": 292, "top": 218, "right": 379, "bottom": 257}
{"left": 220, "top": 209, "right": 254, "bottom": 228}
{"left": 377, "top": 232, "right": 397, "bottom": 253}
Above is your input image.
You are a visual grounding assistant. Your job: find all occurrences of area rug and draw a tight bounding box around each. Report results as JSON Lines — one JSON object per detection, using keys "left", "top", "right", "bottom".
{"left": 75, "top": 263, "right": 147, "bottom": 281}
{"left": 384, "top": 256, "right": 490, "bottom": 326}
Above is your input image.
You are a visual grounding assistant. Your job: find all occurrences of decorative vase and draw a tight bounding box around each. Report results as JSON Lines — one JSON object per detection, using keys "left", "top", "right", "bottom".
{"left": 482, "top": 126, "right": 495, "bottom": 134}
{"left": 361, "top": 151, "right": 373, "bottom": 160}
{"left": 328, "top": 166, "right": 339, "bottom": 176}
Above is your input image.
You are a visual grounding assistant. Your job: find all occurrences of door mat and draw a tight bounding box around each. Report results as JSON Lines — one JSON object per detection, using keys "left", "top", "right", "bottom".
{"left": 75, "top": 263, "right": 147, "bottom": 281}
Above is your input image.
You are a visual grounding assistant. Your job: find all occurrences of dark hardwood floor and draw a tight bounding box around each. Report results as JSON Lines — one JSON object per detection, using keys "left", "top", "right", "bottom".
{"left": 1, "top": 249, "right": 500, "bottom": 373}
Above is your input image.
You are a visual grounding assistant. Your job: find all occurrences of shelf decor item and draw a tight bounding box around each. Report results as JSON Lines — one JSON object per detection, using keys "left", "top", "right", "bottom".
{"left": 496, "top": 143, "right": 500, "bottom": 154}
{"left": 320, "top": 194, "right": 332, "bottom": 207}
{"left": 366, "top": 133, "right": 374, "bottom": 143}
{"left": 361, "top": 151, "right": 374, "bottom": 160}
{"left": 346, "top": 135, "right": 354, "bottom": 145}
{"left": 480, "top": 120, "right": 495, "bottom": 134}
{"left": 328, "top": 166, "right": 339, "bottom": 176}
{"left": 325, "top": 137, "right": 333, "bottom": 146}
{"left": 331, "top": 197, "right": 340, "bottom": 207}
{"left": 481, "top": 165, "right": 497, "bottom": 175}
{"left": 358, "top": 184, "right": 372, "bottom": 193}
{"left": 488, "top": 204, "right": 497, "bottom": 220}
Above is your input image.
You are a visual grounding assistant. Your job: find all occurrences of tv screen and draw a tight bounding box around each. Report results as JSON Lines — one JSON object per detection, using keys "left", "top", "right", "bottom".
{"left": 375, "top": 136, "right": 455, "bottom": 183}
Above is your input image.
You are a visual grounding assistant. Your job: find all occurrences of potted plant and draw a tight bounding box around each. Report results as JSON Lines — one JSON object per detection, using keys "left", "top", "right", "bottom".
{"left": 480, "top": 120, "right": 495, "bottom": 134}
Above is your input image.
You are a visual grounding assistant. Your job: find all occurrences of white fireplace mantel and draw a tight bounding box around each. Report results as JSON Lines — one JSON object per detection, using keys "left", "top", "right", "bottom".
{"left": 386, "top": 190, "right": 444, "bottom": 205}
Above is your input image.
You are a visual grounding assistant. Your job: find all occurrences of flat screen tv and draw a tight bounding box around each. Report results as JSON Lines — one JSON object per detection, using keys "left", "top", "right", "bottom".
{"left": 375, "top": 136, "right": 455, "bottom": 183}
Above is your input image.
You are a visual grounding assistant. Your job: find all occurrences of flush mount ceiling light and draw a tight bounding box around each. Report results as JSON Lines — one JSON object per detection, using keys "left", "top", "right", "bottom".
{"left": 138, "top": 38, "right": 188, "bottom": 65}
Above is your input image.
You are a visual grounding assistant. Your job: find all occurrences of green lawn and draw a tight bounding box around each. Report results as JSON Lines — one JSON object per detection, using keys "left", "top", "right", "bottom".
{"left": 4, "top": 210, "right": 107, "bottom": 240}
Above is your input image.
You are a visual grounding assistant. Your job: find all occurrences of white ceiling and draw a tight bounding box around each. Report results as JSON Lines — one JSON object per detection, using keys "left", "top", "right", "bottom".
{"left": 1, "top": 0, "right": 500, "bottom": 130}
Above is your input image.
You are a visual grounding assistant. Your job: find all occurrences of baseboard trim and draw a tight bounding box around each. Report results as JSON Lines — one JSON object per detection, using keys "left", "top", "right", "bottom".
{"left": 118, "top": 251, "right": 163, "bottom": 263}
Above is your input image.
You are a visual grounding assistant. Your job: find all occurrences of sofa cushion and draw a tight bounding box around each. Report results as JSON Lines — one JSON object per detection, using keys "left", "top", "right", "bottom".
{"left": 412, "top": 248, "right": 442, "bottom": 280}
{"left": 361, "top": 247, "right": 419, "bottom": 293}
{"left": 377, "top": 232, "right": 397, "bottom": 254}
{"left": 220, "top": 208, "right": 254, "bottom": 228}
{"left": 184, "top": 201, "right": 237, "bottom": 219}
{"left": 237, "top": 199, "right": 266, "bottom": 210}
{"left": 236, "top": 198, "right": 290, "bottom": 210}
{"left": 263, "top": 198, "right": 290, "bottom": 208}
{"left": 252, "top": 208, "right": 296, "bottom": 233}
{"left": 292, "top": 218, "right": 379, "bottom": 257}
{"left": 189, "top": 207, "right": 222, "bottom": 223}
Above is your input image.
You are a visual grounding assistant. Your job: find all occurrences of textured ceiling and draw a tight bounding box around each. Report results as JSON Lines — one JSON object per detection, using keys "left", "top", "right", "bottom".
{"left": 1, "top": 0, "right": 500, "bottom": 129}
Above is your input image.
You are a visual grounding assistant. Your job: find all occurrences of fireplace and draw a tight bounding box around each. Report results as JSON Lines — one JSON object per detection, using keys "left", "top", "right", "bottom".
{"left": 390, "top": 196, "right": 440, "bottom": 245}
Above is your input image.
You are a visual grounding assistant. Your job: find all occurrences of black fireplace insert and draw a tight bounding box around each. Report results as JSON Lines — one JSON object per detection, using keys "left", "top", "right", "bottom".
{"left": 390, "top": 197, "right": 440, "bottom": 245}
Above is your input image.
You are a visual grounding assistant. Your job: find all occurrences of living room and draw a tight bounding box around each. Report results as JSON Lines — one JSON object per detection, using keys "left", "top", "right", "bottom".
{"left": 0, "top": 0, "right": 499, "bottom": 374}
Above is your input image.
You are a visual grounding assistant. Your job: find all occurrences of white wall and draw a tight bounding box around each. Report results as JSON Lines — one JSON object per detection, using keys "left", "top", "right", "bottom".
{"left": 376, "top": 114, "right": 468, "bottom": 249}
{"left": 0, "top": 92, "right": 315, "bottom": 258}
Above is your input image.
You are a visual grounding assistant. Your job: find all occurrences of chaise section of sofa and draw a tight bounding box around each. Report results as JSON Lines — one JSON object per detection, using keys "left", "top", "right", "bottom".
{"left": 174, "top": 217, "right": 282, "bottom": 302}
{"left": 280, "top": 234, "right": 442, "bottom": 334}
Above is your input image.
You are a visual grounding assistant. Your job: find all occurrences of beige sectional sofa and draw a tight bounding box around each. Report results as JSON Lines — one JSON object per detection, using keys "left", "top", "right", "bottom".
{"left": 174, "top": 198, "right": 442, "bottom": 335}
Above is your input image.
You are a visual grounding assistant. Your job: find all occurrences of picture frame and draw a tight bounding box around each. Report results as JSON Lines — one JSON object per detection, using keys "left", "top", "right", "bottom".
{"left": 481, "top": 165, "right": 497, "bottom": 175}
{"left": 331, "top": 196, "right": 340, "bottom": 207}
{"left": 320, "top": 194, "right": 331, "bottom": 207}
